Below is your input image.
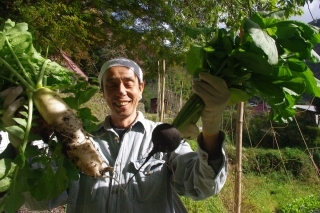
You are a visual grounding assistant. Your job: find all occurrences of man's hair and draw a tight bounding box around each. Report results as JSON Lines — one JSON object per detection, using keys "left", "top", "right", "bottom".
{"left": 98, "top": 57, "right": 143, "bottom": 88}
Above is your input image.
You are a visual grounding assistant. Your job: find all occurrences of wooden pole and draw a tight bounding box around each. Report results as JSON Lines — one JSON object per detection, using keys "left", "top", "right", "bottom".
{"left": 157, "top": 61, "right": 161, "bottom": 122}
{"left": 179, "top": 81, "right": 183, "bottom": 111}
{"left": 160, "top": 60, "right": 166, "bottom": 122}
{"left": 234, "top": 102, "right": 244, "bottom": 213}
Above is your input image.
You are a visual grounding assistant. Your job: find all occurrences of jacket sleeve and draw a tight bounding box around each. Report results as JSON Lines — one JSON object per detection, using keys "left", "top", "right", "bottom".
{"left": 169, "top": 131, "right": 228, "bottom": 200}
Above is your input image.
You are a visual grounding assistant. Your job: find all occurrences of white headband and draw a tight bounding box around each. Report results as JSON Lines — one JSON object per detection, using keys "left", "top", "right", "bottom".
{"left": 98, "top": 57, "right": 143, "bottom": 88}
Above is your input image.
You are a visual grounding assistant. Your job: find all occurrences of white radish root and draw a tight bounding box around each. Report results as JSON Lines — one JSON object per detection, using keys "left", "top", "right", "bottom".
{"left": 179, "top": 123, "right": 199, "bottom": 139}
{"left": 33, "top": 87, "right": 113, "bottom": 177}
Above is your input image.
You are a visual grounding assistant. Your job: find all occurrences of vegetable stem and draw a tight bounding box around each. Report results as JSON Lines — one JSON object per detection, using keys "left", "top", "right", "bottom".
{"left": 12, "top": 165, "right": 20, "bottom": 195}
{"left": 27, "top": 59, "right": 38, "bottom": 80}
{"left": 0, "top": 74, "right": 17, "bottom": 85}
{"left": 5, "top": 37, "right": 35, "bottom": 88}
{"left": 215, "top": 58, "right": 228, "bottom": 76}
{"left": 36, "top": 59, "right": 50, "bottom": 89}
{"left": 0, "top": 57, "right": 35, "bottom": 92}
{"left": 172, "top": 93, "right": 204, "bottom": 131}
{"left": 21, "top": 91, "right": 34, "bottom": 152}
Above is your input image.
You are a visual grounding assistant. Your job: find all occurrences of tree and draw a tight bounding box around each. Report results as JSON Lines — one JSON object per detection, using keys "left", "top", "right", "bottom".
{"left": 0, "top": 0, "right": 314, "bottom": 80}
{"left": 0, "top": 0, "right": 177, "bottom": 78}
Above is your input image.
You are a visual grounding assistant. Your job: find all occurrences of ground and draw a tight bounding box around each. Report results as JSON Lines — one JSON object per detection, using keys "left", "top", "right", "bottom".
{"left": 18, "top": 205, "right": 66, "bottom": 213}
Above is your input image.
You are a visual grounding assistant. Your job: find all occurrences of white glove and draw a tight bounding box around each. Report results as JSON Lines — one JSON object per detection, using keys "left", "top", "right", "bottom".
{"left": 0, "top": 86, "right": 25, "bottom": 147}
{"left": 192, "top": 72, "right": 230, "bottom": 136}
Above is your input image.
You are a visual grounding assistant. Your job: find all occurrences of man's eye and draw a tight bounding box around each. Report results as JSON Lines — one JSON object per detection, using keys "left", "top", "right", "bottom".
{"left": 125, "top": 81, "right": 135, "bottom": 87}
{"left": 106, "top": 84, "right": 117, "bottom": 89}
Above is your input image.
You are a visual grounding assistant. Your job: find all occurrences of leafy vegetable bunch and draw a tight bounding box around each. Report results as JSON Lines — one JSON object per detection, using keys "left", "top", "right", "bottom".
{"left": 173, "top": 12, "right": 320, "bottom": 131}
{"left": 0, "top": 19, "right": 102, "bottom": 213}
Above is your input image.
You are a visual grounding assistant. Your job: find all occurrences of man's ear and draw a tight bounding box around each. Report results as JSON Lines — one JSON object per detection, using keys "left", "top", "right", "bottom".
{"left": 139, "top": 81, "right": 145, "bottom": 91}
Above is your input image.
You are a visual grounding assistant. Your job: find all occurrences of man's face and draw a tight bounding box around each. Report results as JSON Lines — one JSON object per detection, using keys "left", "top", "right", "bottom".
{"left": 102, "top": 66, "right": 144, "bottom": 123}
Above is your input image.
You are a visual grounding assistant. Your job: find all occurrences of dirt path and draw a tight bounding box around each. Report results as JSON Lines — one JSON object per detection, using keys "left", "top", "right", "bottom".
{"left": 18, "top": 205, "right": 66, "bottom": 213}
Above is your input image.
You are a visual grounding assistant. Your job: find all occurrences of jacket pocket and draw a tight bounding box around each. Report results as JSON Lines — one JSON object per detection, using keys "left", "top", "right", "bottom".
{"left": 128, "top": 158, "right": 168, "bottom": 203}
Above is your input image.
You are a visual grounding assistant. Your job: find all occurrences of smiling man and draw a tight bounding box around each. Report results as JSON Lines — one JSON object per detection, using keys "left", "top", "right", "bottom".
{"left": 5, "top": 57, "right": 230, "bottom": 213}
{"left": 100, "top": 59, "right": 144, "bottom": 128}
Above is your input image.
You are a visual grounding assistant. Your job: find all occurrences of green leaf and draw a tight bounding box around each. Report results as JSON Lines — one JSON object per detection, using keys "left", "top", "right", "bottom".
{"left": 52, "top": 166, "right": 71, "bottom": 195}
{"left": 12, "top": 118, "right": 27, "bottom": 128}
{"left": 185, "top": 27, "right": 203, "bottom": 39}
{"left": 24, "top": 144, "right": 43, "bottom": 159}
{"left": 276, "top": 20, "right": 320, "bottom": 44}
{"left": 233, "top": 51, "right": 272, "bottom": 75}
{"left": 220, "top": 68, "right": 237, "bottom": 77}
{"left": 229, "top": 88, "right": 251, "bottom": 105}
{"left": 266, "top": 23, "right": 298, "bottom": 39}
{"left": 185, "top": 26, "right": 216, "bottom": 41}
{"left": 0, "top": 177, "right": 11, "bottom": 192}
{"left": 222, "top": 34, "right": 233, "bottom": 53}
{"left": 3, "top": 19, "right": 15, "bottom": 31}
{"left": 186, "top": 44, "right": 204, "bottom": 76}
{"left": 18, "top": 111, "right": 28, "bottom": 118}
{"left": 269, "top": 106, "right": 295, "bottom": 123}
{"left": 243, "top": 18, "right": 278, "bottom": 65}
{"left": 250, "top": 12, "right": 277, "bottom": 29}
{"left": 283, "top": 89, "right": 299, "bottom": 106}
{"left": 251, "top": 79, "right": 284, "bottom": 98}
{"left": 0, "top": 189, "right": 25, "bottom": 213}
{"left": 30, "top": 156, "right": 77, "bottom": 200}
{"left": 292, "top": 67, "right": 320, "bottom": 97}
{"left": 78, "top": 87, "right": 99, "bottom": 105}
{"left": 78, "top": 107, "right": 99, "bottom": 132}
{"left": 0, "top": 32, "right": 5, "bottom": 50}
{"left": 30, "top": 167, "right": 55, "bottom": 200}
{"left": 310, "top": 50, "right": 320, "bottom": 63}
{"left": 5, "top": 125, "right": 25, "bottom": 140}
{"left": 0, "top": 158, "right": 16, "bottom": 180}
{"left": 0, "top": 163, "right": 29, "bottom": 213}
{"left": 287, "top": 58, "right": 308, "bottom": 72}
{"left": 227, "top": 73, "right": 251, "bottom": 86}
{"left": 62, "top": 96, "right": 78, "bottom": 110}
{"left": 278, "top": 36, "right": 313, "bottom": 58}
{"left": 63, "top": 157, "right": 79, "bottom": 181}
{"left": 273, "top": 77, "right": 305, "bottom": 96}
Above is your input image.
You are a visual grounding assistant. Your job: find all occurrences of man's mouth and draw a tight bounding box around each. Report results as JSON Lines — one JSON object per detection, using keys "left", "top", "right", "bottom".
{"left": 114, "top": 101, "right": 130, "bottom": 106}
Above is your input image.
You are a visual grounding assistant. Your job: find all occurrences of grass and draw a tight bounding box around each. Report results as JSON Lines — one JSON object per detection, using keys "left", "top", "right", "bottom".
{"left": 181, "top": 140, "right": 320, "bottom": 213}
{"left": 180, "top": 164, "right": 320, "bottom": 212}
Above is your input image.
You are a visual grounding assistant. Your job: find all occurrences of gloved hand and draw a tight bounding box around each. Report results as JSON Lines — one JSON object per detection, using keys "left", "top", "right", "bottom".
{"left": 192, "top": 72, "right": 230, "bottom": 136}
{"left": 0, "top": 86, "right": 25, "bottom": 148}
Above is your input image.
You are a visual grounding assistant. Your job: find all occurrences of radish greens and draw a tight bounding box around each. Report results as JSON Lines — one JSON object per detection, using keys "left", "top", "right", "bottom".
{"left": 172, "top": 12, "right": 320, "bottom": 131}
{"left": 0, "top": 19, "right": 101, "bottom": 213}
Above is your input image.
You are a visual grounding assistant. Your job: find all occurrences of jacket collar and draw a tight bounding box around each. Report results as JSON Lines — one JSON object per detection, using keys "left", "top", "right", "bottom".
{"left": 96, "top": 111, "right": 147, "bottom": 132}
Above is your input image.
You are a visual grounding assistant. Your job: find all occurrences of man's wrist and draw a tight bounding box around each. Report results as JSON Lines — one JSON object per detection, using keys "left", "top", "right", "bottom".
{"left": 201, "top": 117, "right": 221, "bottom": 135}
{"left": 198, "top": 131, "right": 223, "bottom": 160}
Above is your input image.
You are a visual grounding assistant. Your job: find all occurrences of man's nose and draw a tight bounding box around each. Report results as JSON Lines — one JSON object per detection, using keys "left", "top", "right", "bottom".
{"left": 117, "top": 83, "right": 127, "bottom": 95}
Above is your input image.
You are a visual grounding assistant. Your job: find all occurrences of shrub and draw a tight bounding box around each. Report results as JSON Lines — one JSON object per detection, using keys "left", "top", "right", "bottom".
{"left": 311, "top": 148, "right": 320, "bottom": 172}
{"left": 239, "top": 147, "right": 315, "bottom": 179}
{"left": 278, "top": 194, "right": 320, "bottom": 213}
{"left": 242, "top": 113, "right": 320, "bottom": 149}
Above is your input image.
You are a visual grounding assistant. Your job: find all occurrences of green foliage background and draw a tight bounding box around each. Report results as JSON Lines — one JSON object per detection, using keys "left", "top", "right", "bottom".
{"left": 0, "top": 0, "right": 310, "bottom": 80}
